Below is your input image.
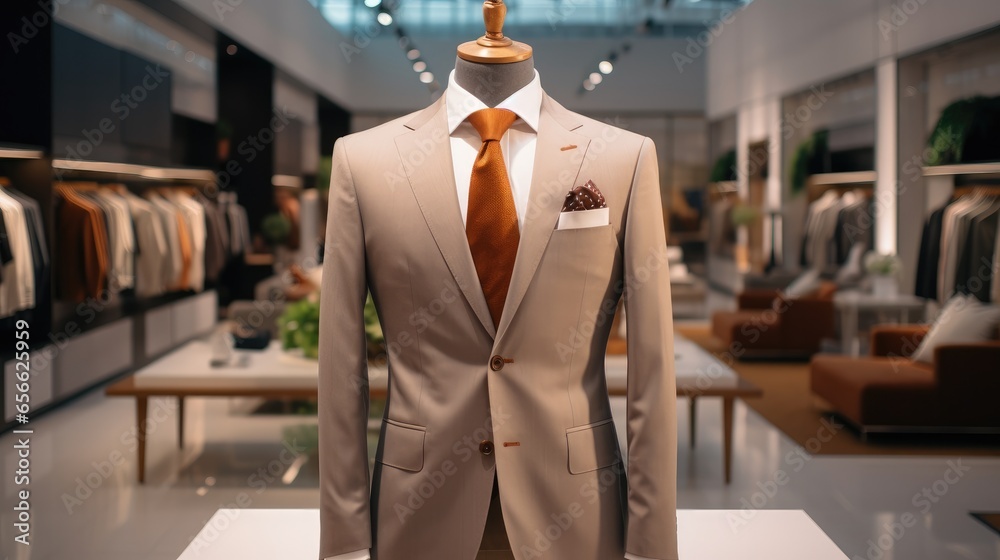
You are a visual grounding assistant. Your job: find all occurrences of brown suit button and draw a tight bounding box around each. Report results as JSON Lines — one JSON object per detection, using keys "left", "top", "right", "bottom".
{"left": 490, "top": 355, "right": 505, "bottom": 371}
{"left": 479, "top": 440, "right": 494, "bottom": 455}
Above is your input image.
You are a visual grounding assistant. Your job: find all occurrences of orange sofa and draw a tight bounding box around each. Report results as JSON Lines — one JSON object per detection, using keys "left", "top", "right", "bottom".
{"left": 810, "top": 324, "right": 1000, "bottom": 433}
{"left": 711, "top": 283, "right": 837, "bottom": 359}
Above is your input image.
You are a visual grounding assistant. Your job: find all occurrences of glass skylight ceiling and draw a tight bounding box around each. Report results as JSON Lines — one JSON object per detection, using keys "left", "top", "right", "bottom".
{"left": 309, "top": 0, "right": 751, "bottom": 38}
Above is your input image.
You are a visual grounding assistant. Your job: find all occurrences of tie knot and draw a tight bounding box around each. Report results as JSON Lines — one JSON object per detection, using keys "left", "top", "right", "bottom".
{"left": 467, "top": 108, "right": 517, "bottom": 142}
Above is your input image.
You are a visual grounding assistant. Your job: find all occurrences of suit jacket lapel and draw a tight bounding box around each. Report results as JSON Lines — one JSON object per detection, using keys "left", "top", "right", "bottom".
{"left": 495, "top": 94, "right": 592, "bottom": 341}
{"left": 394, "top": 95, "right": 496, "bottom": 337}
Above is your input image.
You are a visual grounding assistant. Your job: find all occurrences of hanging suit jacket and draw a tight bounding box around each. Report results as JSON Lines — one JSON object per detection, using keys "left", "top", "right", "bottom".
{"left": 318, "top": 93, "right": 678, "bottom": 560}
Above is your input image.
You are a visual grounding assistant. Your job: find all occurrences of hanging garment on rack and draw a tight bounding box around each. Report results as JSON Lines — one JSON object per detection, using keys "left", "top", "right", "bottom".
{"left": 0, "top": 209, "right": 13, "bottom": 283}
{"left": 147, "top": 193, "right": 184, "bottom": 291}
{"left": 914, "top": 200, "right": 953, "bottom": 299}
{"left": 94, "top": 189, "right": 136, "bottom": 292}
{"left": 124, "top": 192, "right": 169, "bottom": 297}
{"left": 169, "top": 191, "right": 207, "bottom": 292}
{"left": 4, "top": 187, "right": 49, "bottom": 311}
{"left": 834, "top": 195, "right": 872, "bottom": 265}
{"left": 917, "top": 191, "right": 1000, "bottom": 303}
{"left": 993, "top": 222, "right": 1000, "bottom": 303}
{"left": 0, "top": 188, "right": 36, "bottom": 316}
{"left": 801, "top": 190, "right": 839, "bottom": 267}
{"left": 938, "top": 193, "right": 991, "bottom": 301}
{"left": 195, "top": 192, "right": 228, "bottom": 283}
{"left": 56, "top": 188, "right": 109, "bottom": 302}
{"left": 956, "top": 197, "right": 1000, "bottom": 301}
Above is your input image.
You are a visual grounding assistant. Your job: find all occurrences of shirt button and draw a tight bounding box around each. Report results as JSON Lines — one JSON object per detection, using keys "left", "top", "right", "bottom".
{"left": 479, "top": 440, "right": 494, "bottom": 456}
{"left": 490, "top": 355, "right": 505, "bottom": 371}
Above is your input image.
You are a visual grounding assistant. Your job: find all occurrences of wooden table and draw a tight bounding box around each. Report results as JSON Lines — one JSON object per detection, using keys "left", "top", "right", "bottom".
{"left": 176, "top": 508, "right": 848, "bottom": 560}
{"left": 107, "top": 336, "right": 761, "bottom": 484}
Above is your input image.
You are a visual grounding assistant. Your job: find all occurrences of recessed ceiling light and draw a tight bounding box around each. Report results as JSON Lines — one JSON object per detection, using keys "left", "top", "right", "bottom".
{"left": 413, "top": 61, "right": 427, "bottom": 72}
{"left": 377, "top": 12, "right": 392, "bottom": 26}
{"left": 583, "top": 80, "right": 595, "bottom": 91}
{"left": 406, "top": 49, "right": 420, "bottom": 60}
{"left": 589, "top": 72, "right": 603, "bottom": 85}
{"left": 599, "top": 60, "right": 613, "bottom": 74}
{"left": 364, "top": 0, "right": 381, "bottom": 6}
{"left": 420, "top": 71, "right": 434, "bottom": 84}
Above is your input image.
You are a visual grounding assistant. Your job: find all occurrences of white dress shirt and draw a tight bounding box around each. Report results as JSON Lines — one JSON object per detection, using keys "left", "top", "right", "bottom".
{"left": 327, "top": 69, "right": 654, "bottom": 560}
{"left": 447, "top": 67, "right": 542, "bottom": 229}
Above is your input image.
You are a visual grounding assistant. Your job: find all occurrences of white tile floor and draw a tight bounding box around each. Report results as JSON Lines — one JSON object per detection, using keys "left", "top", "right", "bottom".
{"left": 3, "top": 384, "right": 999, "bottom": 559}
{"left": 1, "top": 292, "right": 998, "bottom": 559}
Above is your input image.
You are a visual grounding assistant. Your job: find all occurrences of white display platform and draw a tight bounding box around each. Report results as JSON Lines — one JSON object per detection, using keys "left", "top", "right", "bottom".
{"left": 176, "top": 509, "right": 848, "bottom": 559}
{"left": 135, "top": 335, "right": 736, "bottom": 393}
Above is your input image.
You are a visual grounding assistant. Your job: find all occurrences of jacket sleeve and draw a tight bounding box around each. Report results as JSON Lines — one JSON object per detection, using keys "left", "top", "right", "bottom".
{"left": 622, "top": 136, "right": 679, "bottom": 560}
{"left": 318, "top": 137, "right": 373, "bottom": 559}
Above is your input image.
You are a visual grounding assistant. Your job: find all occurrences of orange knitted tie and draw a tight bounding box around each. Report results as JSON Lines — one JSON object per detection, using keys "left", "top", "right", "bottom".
{"left": 466, "top": 108, "right": 520, "bottom": 329}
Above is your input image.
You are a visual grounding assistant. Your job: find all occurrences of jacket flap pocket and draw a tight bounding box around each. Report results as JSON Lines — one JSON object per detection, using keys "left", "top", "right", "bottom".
{"left": 566, "top": 418, "right": 621, "bottom": 474}
{"left": 380, "top": 419, "right": 425, "bottom": 472}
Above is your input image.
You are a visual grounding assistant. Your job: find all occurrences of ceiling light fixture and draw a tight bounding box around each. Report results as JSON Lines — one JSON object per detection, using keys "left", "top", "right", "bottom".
{"left": 364, "top": 0, "right": 381, "bottom": 6}
{"left": 589, "top": 72, "right": 603, "bottom": 85}
{"left": 583, "top": 80, "right": 595, "bottom": 91}
{"left": 377, "top": 12, "right": 393, "bottom": 26}
{"left": 413, "top": 60, "right": 427, "bottom": 72}
{"left": 599, "top": 60, "right": 613, "bottom": 74}
{"left": 419, "top": 71, "right": 434, "bottom": 84}
{"left": 406, "top": 49, "right": 421, "bottom": 60}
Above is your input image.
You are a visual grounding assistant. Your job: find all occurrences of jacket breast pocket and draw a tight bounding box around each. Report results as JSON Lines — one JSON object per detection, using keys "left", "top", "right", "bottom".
{"left": 566, "top": 418, "right": 622, "bottom": 474}
{"left": 379, "top": 418, "right": 425, "bottom": 472}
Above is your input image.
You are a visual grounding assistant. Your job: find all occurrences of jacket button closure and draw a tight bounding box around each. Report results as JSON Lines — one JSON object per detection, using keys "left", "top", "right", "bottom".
{"left": 479, "top": 440, "right": 494, "bottom": 456}
{"left": 490, "top": 355, "right": 505, "bottom": 371}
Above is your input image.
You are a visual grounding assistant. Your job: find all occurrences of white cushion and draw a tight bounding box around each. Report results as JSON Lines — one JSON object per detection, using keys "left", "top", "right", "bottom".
{"left": 783, "top": 269, "right": 822, "bottom": 299}
{"left": 911, "top": 294, "right": 1000, "bottom": 363}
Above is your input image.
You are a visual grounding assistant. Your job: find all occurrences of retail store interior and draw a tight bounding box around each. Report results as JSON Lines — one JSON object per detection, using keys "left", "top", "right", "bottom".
{"left": 2, "top": 0, "right": 1000, "bottom": 559}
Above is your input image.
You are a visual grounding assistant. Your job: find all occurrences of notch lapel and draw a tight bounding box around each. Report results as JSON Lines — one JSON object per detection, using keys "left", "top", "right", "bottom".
{"left": 495, "top": 94, "right": 591, "bottom": 341}
{"left": 394, "top": 95, "right": 496, "bottom": 338}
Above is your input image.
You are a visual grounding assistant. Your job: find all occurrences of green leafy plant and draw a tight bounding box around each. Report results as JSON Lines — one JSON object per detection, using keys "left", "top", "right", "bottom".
{"left": 788, "top": 129, "right": 829, "bottom": 195}
{"left": 364, "top": 293, "right": 384, "bottom": 349}
{"left": 261, "top": 213, "right": 292, "bottom": 246}
{"left": 278, "top": 297, "right": 321, "bottom": 359}
{"left": 925, "top": 96, "right": 1000, "bottom": 166}
{"left": 316, "top": 155, "right": 333, "bottom": 193}
{"left": 710, "top": 149, "right": 737, "bottom": 183}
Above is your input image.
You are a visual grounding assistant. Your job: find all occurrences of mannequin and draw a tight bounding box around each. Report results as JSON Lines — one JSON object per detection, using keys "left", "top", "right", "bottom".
{"left": 453, "top": 56, "right": 534, "bottom": 107}
{"left": 453, "top": 0, "right": 535, "bottom": 106}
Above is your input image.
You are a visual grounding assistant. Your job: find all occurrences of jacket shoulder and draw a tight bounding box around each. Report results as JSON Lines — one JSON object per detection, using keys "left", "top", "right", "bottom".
{"left": 545, "top": 96, "right": 647, "bottom": 153}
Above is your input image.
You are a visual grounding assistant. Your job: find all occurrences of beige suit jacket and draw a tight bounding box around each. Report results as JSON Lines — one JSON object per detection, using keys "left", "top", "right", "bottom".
{"left": 318, "top": 92, "right": 678, "bottom": 560}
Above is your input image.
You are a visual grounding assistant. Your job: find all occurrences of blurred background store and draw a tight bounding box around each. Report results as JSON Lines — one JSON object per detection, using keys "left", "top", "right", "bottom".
{"left": 2, "top": 0, "right": 1000, "bottom": 559}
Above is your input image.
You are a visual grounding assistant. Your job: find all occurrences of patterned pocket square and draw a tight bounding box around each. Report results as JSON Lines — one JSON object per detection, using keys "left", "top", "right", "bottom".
{"left": 557, "top": 180, "right": 609, "bottom": 230}
{"left": 562, "top": 180, "right": 607, "bottom": 212}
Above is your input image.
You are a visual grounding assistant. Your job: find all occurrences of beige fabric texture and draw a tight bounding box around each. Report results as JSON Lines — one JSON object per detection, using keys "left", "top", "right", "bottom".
{"left": 318, "top": 92, "right": 678, "bottom": 560}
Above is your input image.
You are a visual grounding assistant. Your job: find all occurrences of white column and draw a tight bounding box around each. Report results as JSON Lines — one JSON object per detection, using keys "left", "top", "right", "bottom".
{"left": 875, "top": 58, "right": 898, "bottom": 255}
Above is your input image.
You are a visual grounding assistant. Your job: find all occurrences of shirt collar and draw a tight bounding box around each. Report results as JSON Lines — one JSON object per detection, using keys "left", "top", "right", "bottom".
{"left": 445, "top": 68, "right": 542, "bottom": 135}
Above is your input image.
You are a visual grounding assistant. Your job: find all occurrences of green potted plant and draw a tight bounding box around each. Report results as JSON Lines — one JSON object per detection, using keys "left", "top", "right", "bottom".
{"left": 788, "top": 129, "right": 829, "bottom": 195}
{"left": 925, "top": 95, "right": 1000, "bottom": 166}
